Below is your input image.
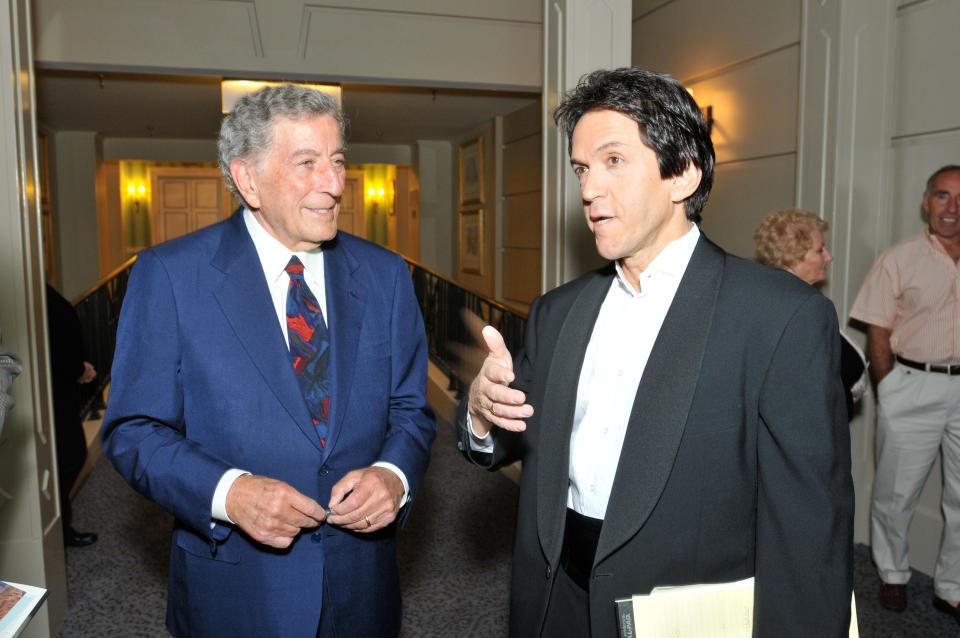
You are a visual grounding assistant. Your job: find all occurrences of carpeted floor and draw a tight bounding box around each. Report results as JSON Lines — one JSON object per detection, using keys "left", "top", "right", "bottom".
{"left": 60, "top": 420, "right": 959, "bottom": 636}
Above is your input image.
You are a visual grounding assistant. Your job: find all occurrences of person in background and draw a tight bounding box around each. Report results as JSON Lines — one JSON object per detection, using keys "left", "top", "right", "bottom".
{"left": 45, "top": 283, "right": 98, "bottom": 547}
{"left": 754, "top": 208, "right": 868, "bottom": 418}
{"left": 102, "top": 84, "right": 435, "bottom": 637}
{"left": 849, "top": 164, "right": 960, "bottom": 624}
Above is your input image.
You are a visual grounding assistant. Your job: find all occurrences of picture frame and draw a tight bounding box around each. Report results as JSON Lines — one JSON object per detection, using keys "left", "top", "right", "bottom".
{"left": 458, "top": 137, "right": 484, "bottom": 206}
{"left": 458, "top": 208, "right": 483, "bottom": 275}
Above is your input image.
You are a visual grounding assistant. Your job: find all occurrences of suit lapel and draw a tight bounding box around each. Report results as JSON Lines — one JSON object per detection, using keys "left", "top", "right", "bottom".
{"left": 594, "top": 237, "right": 724, "bottom": 565}
{"left": 211, "top": 213, "right": 322, "bottom": 451}
{"left": 536, "top": 268, "right": 614, "bottom": 566}
{"left": 319, "top": 235, "right": 365, "bottom": 461}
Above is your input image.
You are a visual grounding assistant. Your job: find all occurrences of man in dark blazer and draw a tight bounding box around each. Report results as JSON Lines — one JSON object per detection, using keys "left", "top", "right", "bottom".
{"left": 46, "top": 283, "right": 99, "bottom": 547}
{"left": 459, "top": 67, "right": 854, "bottom": 637}
{"left": 103, "top": 84, "right": 435, "bottom": 637}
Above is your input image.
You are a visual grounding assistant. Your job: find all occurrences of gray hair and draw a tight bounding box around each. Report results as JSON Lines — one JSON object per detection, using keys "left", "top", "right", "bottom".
{"left": 925, "top": 164, "right": 960, "bottom": 194}
{"left": 218, "top": 84, "right": 348, "bottom": 205}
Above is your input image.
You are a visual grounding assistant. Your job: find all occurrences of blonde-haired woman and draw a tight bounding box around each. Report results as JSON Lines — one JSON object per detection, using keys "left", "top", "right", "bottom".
{"left": 754, "top": 209, "right": 867, "bottom": 418}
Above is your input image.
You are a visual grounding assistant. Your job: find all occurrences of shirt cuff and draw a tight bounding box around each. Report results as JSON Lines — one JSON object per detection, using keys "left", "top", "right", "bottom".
{"left": 372, "top": 462, "right": 410, "bottom": 506}
{"left": 466, "top": 412, "right": 495, "bottom": 453}
{"left": 211, "top": 468, "right": 251, "bottom": 525}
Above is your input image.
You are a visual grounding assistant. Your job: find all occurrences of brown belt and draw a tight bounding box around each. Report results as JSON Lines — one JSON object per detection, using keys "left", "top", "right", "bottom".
{"left": 896, "top": 355, "right": 960, "bottom": 376}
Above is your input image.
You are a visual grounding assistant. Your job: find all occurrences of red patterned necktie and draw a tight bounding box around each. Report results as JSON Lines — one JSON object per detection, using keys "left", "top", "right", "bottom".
{"left": 285, "top": 256, "right": 330, "bottom": 446}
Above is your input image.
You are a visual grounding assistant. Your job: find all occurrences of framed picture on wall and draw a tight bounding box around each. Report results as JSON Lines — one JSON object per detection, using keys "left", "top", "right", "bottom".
{"left": 458, "top": 137, "right": 484, "bottom": 206}
{"left": 459, "top": 208, "right": 483, "bottom": 275}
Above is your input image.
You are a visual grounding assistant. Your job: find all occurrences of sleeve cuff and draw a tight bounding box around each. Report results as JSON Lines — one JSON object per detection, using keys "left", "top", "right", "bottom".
{"left": 211, "top": 468, "right": 251, "bottom": 526}
{"left": 466, "top": 412, "right": 495, "bottom": 453}
{"left": 372, "top": 462, "right": 410, "bottom": 506}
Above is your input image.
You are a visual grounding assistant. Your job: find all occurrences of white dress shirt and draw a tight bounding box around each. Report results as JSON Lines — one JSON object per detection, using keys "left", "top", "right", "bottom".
{"left": 209, "top": 209, "right": 408, "bottom": 524}
{"left": 470, "top": 224, "right": 699, "bottom": 520}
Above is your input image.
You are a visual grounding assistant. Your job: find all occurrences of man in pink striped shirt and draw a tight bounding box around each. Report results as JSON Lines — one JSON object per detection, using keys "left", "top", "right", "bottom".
{"left": 851, "top": 164, "right": 960, "bottom": 624}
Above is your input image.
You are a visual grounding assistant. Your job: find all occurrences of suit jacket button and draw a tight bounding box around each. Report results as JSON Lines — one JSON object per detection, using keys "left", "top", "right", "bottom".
{"left": 545, "top": 565, "right": 552, "bottom": 579}
{"left": 311, "top": 530, "right": 323, "bottom": 542}
{"left": 457, "top": 441, "right": 464, "bottom": 451}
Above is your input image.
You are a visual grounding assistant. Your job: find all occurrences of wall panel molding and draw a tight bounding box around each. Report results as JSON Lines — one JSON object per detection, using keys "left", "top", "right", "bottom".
{"left": 34, "top": 0, "right": 542, "bottom": 90}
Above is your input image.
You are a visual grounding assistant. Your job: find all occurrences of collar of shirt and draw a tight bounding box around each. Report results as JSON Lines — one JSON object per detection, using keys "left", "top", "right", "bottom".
{"left": 613, "top": 223, "right": 701, "bottom": 297}
{"left": 924, "top": 228, "right": 960, "bottom": 264}
{"left": 242, "top": 208, "right": 328, "bottom": 337}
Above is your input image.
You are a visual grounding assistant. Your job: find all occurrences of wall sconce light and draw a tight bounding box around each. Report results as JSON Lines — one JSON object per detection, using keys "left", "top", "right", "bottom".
{"left": 127, "top": 183, "right": 146, "bottom": 200}
{"left": 701, "top": 105, "right": 714, "bottom": 135}
{"left": 221, "top": 80, "right": 341, "bottom": 114}
{"left": 685, "top": 87, "right": 714, "bottom": 136}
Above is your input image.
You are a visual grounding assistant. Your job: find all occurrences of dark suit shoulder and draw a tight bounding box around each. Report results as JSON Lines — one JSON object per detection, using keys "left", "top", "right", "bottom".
{"left": 536, "top": 263, "right": 615, "bottom": 309}
{"left": 146, "top": 216, "right": 227, "bottom": 263}
{"left": 721, "top": 252, "right": 821, "bottom": 310}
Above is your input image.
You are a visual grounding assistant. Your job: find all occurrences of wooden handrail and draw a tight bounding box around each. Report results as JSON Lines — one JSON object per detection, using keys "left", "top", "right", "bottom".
{"left": 71, "top": 255, "right": 138, "bottom": 306}
{"left": 401, "top": 256, "right": 529, "bottom": 320}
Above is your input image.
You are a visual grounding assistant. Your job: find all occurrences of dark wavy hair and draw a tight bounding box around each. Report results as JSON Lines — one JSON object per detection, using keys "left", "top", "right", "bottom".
{"left": 553, "top": 67, "right": 715, "bottom": 223}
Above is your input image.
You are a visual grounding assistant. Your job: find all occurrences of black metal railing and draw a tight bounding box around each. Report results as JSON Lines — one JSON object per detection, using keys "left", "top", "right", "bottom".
{"left": 404, "top": 258, "right": 527, "bottom": 399}
{"left": 66, "top": 252, "right": 526, "bottom": 415}
{"left": 72, "top": 256, "right": 136, "bottom": 420}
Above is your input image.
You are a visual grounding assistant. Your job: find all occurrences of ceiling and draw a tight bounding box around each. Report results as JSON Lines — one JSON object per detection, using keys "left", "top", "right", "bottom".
{"left": 35, "top": 71, "right": 539, "bottom": 146}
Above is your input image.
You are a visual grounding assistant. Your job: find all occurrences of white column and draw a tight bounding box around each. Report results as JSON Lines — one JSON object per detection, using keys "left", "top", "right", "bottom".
{"left": 541, "top": 0, "right": 631, "bottom": 290}
{"left": 796, "top": 0, "right": 897, "bottom": 549}
{"left": 415, "top": 140, "right": 455, "bottom": 278}
{"left": 52, "top": 131, "right": 102, "bottom": 299}
{"left": 0, "top": 0, "right": 69, "bottom": 635}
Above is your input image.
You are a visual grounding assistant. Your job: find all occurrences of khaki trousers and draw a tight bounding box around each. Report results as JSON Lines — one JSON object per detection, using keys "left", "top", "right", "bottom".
{"left": 871, "top": 363, "right": 960, "bottom": 604}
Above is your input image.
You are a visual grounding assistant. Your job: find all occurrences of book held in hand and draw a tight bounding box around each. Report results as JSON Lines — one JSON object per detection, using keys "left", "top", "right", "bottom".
{"left": 616, "top": 577, "right": 859, "bottom": 638}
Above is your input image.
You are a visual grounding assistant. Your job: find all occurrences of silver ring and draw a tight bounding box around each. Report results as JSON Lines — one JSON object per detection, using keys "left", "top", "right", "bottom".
{"left": 364, "top": 515, "right": 371, "bottom": 527}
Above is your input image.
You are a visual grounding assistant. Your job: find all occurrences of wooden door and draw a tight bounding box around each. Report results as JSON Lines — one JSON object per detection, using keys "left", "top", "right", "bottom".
{"left": 339, "top": 169, "right": 365, "bottom": 238}
{"left": 150, "top": 167, "right": 232, "bottom": 245}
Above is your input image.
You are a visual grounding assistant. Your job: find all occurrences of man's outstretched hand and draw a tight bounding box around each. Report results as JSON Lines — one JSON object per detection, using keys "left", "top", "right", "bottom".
{"left": 466, "top": 325, "right": 533, "bottom": 437}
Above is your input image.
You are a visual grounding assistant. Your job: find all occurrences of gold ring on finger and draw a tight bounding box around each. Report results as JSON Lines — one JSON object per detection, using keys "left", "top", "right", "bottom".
{"left": 364, "top": 515, "right": 372, "bottom": 527}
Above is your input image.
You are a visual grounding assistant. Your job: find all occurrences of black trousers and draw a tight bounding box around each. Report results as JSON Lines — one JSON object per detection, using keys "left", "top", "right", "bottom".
{"left": 542, "top": 509, "right": 603, "bottom": 637}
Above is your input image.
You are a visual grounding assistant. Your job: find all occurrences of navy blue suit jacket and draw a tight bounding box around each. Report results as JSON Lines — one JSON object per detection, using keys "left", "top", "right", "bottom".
{"left": 103, "top": 211, "right": 436, "bottom": 637}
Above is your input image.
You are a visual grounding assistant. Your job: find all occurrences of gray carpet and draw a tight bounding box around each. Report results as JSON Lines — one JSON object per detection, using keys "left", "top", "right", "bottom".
{"left": 60, "top": 422, "right": 960, "bottom": 636}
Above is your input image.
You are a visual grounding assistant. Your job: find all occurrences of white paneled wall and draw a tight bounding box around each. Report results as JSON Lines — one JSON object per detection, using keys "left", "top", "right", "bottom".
{"left": 500, "top": 100, "right": 541, "bottom": 310}
{"left": 894, "top": 1, "right": 960, "bottom": 139}
{"left": 687, "top": 45, "right": 799, "bottom": 164}
{"left": 703, "top": 155, "right": 797, "bottom": 259}
{"left": 632, "top": 0, "right": 799, "bottom": 81}
{"left": 633, "top": 0, "right": 801, "bottom": 258}
{"left": 34, "top": 0, "right": 542, "bottom": 90}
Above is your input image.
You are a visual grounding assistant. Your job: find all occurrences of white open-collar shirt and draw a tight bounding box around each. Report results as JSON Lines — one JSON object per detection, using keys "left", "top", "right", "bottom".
{"left": 471, "top": 223, "right": 700, "bottom": 520}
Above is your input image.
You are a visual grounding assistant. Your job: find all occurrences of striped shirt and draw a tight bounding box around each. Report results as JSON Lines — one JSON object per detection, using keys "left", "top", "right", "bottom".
{"left": 850, "top": 230, "right": 960, "bottom": 363}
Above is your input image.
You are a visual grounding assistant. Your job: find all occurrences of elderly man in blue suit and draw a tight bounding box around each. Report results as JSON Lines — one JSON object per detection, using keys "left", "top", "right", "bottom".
{"left": 102, "top": 84, "right": 436, "bottom": 637}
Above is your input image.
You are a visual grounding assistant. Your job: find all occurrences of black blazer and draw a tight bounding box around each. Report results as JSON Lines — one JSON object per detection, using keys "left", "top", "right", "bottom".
{"left": 459, "top": 236, "right": 854, "bottom": 637}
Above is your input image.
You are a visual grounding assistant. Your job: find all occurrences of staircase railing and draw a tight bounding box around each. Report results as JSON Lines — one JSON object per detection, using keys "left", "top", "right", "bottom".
{"left": 404, "top": 257, "right": 527, "bottom": 399}
{"left": 71, "top": 256, "right": 137, "bottom": 420}
{"left": 67, "top": 252, "right": 528, "bottom": 417}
